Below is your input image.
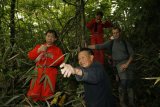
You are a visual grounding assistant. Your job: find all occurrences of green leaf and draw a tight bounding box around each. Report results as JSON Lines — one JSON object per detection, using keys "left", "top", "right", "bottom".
{"left": 44, "top": 76, "right": 47, "bottom": 89}
{"left": 40, "top": 74, "right": 46, "bottom": 83}
{"left": 154, "top": 77, "right": 160, "bottom": 85}
{"left": 2, "top": 47, "right": 12, "bottom": 63}
{"left": 46, "top": 75, "right": 54, "bottom": 93}
{"left": 30, "top": 77, "right": 37, "bottom": 89}
{"left": 143, "top": 77, "right": 160, "bottom": 85}
{"left": 18, "top": 67, "right": 35, "bottom": 82}
{"left": 45, "top": 100, "right": 50, "bottom": 107}
{"left": 22, "top": 76, "right": 32, "bottom": 87}
{"left": 4, "top": 94, "right": 23, "bottom": 105}
{"left": 49, "top": 53, "right": 69, "bottom": 67}
{"left": 64, "top": 53, "right": 70, "bottom": 63}
{"left": 7, "top": 53, "right": 19, "bottom": 61}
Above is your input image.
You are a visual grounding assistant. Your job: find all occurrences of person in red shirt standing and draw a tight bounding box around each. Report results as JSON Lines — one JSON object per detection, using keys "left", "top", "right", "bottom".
{"left": 86, "top": 11, "right": 112, "bottom": 65}
{"left": 27, "top": 30, "right": 64, "bottom": 102}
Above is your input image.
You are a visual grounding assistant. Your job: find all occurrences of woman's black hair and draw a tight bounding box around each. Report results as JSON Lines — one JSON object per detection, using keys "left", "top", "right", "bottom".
{"left": 45, "top": 30, "right": 58, "bottom": 38}
{"left": 79, "top": 48, "right": 94, "bottom": 55}
{"left": 96, "top": 11, "right": 103, "bottom": 17}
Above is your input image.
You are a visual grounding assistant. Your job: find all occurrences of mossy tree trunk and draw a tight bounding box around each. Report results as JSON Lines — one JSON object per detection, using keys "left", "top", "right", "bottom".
{"left": 10, "top": 0, "right": 16, "bottom": 47}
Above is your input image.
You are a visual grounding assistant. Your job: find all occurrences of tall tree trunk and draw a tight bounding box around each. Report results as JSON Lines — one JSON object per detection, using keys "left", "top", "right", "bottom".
{"left": 75, "top": 0, "right": 82, "bottom": 48}
{"left": 10, "top": 0, "right": 16, "bottom": 47}
{"left": 76, "top": 0, "right": 86, "bottom": 48}
{"left": 80, "top": 0, "right": 86, "bottom": 48}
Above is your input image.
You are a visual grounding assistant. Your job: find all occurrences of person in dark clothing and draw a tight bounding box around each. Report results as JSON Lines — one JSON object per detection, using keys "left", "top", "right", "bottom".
{"left": 88, "top": 27, "right": 135, "bottom": 107}
{"left": 60, "top": 48, "right": 114, "bottom": 107}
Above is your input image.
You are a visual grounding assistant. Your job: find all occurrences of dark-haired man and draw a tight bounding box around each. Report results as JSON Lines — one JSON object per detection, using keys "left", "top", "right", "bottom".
{"left": 60, "top": 48, "right": 114, "bottom": 107}
{"left": 88, "top": 27, "right": 135, "bottom": 107}
{"left": 27, "top": 30, "right": 64, "bottom": 101}
{"left": 86, "top": 11, "right": 113, "bottom": 64}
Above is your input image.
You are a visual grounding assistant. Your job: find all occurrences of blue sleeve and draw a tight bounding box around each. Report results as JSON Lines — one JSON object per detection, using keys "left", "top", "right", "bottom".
{"left": 126, "top": 41, "right": 134, "bottom": 57}
{"left": 75, "top": 63, "right": 105, "bottom": 84}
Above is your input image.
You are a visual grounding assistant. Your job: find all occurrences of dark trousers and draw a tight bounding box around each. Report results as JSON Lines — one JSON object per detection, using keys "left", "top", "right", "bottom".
{"left": 118, "top": 79, "right": 135, "bottom": 107}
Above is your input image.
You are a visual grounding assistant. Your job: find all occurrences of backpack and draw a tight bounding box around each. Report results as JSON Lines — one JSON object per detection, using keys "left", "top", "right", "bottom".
{"left": 106, "top": 40, "right": 129, "bottom": 75}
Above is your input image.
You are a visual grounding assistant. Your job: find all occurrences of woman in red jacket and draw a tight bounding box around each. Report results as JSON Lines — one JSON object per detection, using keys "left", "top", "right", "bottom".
{"left": 86, "top": 11, "right": 112, "bottom": 65}
{"left": 27, "top": 30, "right": 64, "bottom": 101}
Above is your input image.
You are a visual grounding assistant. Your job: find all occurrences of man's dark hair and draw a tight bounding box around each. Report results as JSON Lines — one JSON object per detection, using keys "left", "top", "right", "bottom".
{"left": 96, "top": 11, "right": 103, "bottom": 17}
{"left": 112, "top": 26, "right": 121, "bottom": 32}
{"left": 80, "top": 48, "right": 94, "bottom": 55}
{"left": 45, "top": 29, "right": 58, "bottom": 38}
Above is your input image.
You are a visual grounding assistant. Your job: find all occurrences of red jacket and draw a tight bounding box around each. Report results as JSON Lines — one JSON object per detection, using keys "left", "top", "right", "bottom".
{"left": 27, "top": 44, "right": 64, "bottom": 101}
{"left": 28, "top": 44, "right": 64, "bottom": 68}
{"left": 86, "top": 18, "right": 112, "bottom": 35}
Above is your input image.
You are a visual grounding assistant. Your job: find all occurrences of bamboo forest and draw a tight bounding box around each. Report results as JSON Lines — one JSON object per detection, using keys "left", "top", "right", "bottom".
{"left": 0, "top": 0, "right": 160, "bottom": 107}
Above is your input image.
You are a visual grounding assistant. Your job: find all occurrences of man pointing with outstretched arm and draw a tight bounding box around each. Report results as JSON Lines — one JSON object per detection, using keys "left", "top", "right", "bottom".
{"left": 60, "top": 48, "right": 115, "bottom": 107}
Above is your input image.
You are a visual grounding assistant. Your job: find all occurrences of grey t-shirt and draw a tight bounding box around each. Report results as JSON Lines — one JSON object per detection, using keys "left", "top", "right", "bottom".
{"left": 95, "top": 39, "right": 134, "bottom": 61}
{"left": 95, "top": 39, "right": 134, "bottom": 79}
